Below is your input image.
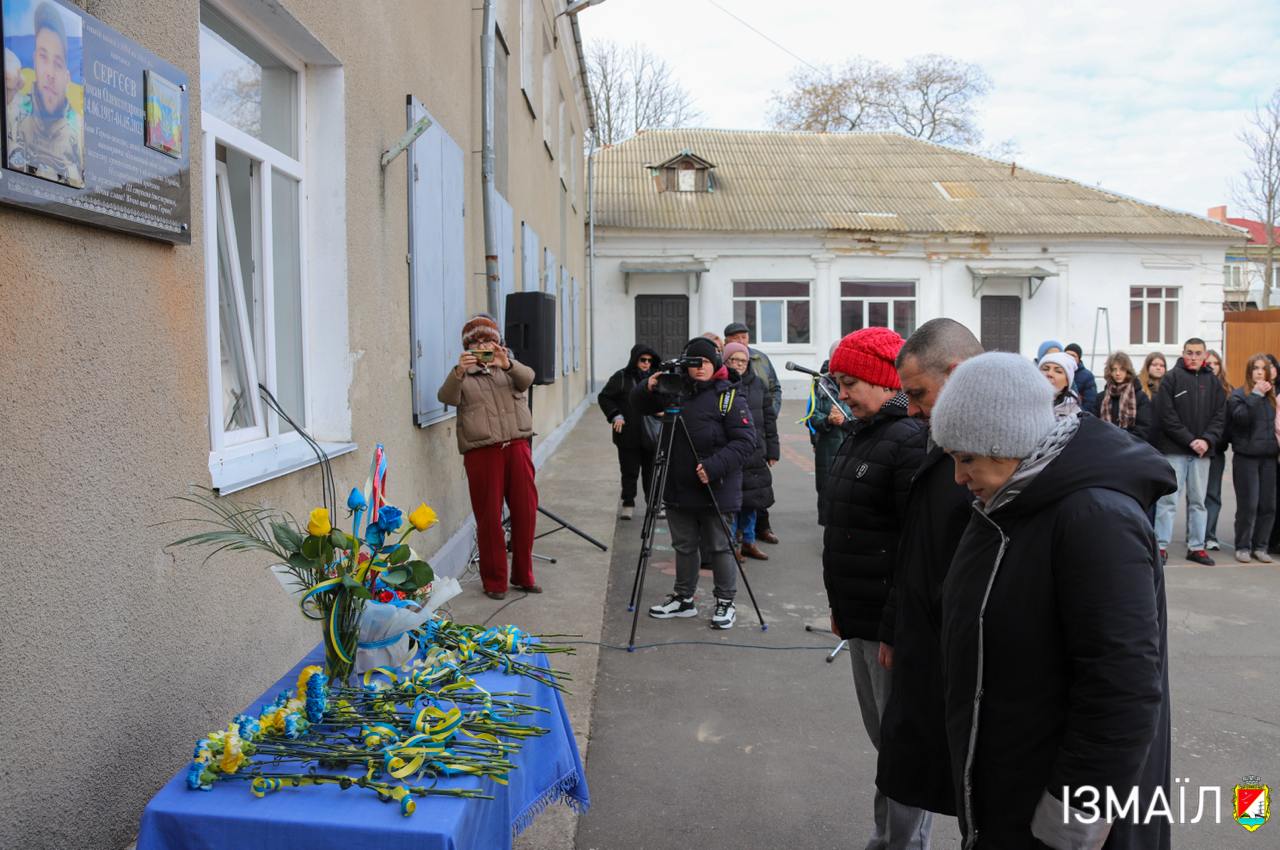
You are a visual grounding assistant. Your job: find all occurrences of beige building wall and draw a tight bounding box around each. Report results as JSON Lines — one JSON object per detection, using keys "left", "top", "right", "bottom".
{"left": 0, "top": 1, "right": 590, "bottom": 848}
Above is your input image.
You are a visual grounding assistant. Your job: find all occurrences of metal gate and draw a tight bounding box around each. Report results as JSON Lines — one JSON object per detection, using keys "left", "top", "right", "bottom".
{"left": 634, "top": 295, "right": 689, "bottom": 361}
{"left": 980, "top": 296, "right": 1022, "bottom": 353}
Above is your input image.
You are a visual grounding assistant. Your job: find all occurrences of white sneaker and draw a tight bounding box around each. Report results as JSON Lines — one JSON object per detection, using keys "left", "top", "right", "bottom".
{"left": 1206, "top": 540, "right": 1220, "bottom": 551}
{"left": 1252, "top": 550, "right": 1274, "bottom": 563}
{"left": 649, "top": 594, "right": 697, "bottom": 618}
{"left": 620, "top": 505, "right": 634, "bottom": 520}
{"left": 710, "top": 598, "right": 736, "bottom": 629}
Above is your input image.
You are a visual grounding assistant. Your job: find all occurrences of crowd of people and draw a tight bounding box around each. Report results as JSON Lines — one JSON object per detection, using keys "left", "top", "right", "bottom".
{"left": 595, "top": 318, "right": 1280, "bottom": 849}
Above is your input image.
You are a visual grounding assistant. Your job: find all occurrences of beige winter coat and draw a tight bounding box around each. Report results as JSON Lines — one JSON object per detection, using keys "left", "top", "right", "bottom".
{"left": 437, "top": 358, "right": 536, "bottom": 453}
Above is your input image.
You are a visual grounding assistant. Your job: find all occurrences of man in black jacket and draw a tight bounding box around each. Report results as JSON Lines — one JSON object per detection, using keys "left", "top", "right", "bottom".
{"left": 821, "top": 327, "right": 930, "bottom": 850}
{"left": 598, "top": 343, "right": 661, "bottom": 520}
{"left": 1151, "top": 338, "right": 1227, "bottom": 565}
{"left": 875, "top": 319, "right": 983, "bottom": 824}
{"left": 632, "top": 337, "right": 756, "bottom": 629}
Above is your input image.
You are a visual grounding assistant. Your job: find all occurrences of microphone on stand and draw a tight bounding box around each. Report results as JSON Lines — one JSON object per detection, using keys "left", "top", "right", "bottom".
{"left": 784, "top": 361, "right": 821, "bottom": 377}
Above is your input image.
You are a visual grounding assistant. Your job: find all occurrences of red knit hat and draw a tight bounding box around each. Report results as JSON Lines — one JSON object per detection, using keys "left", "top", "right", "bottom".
{"left": 829, "top": 327, "right": 904, "bottom": 389}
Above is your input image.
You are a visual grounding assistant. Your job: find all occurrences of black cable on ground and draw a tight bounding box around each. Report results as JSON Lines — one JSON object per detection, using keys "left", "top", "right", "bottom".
{"left": 544, "top": 639, "right": 839, "bottom": 652}
{"left": 481, "top": 590, "right": 531, "bottom": 627}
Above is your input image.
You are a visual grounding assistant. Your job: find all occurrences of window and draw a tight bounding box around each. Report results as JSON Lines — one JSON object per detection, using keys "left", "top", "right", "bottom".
{"left": 1223, "top": 263, "right": 1247, "bottom": 291}
{"left": 199, "top": 1, "right": 351, "bottom": 493}
{"left": 572, "top": 275, "right": 581, "bottom": 370}
{"left": 840, "top": 281, "right": 917, "bottom": 337}
{"left": 1129, "top": 287, "right": 1179, "bottom": 345}
{"left": 521, "top": 222, "right": 541, "bottom": 290}
{"left": 677, "top": 168, "right": 696, "bottom": 192}
{"left": 561, "top": 266, "right": 571, "bottom": 375}
{"left": 541, "top": 33, "right": 554, "bottom": 154}
{"left": 407, "top": 98, "right": 467, "bottom": 427}
{"left": 494, "top": 25, "right": 510, "bottom": 195}
{"left": 557, "top": 91, "right": 567, "bottom": 182}
{"left": 567, "top": 122, "right": 577, "bottom": 203}
{"left": 201, "top": 6, "right": 304, "bottom": 444}
{"left": 732, "top": 282, "right": 811, "bottom": 344}
{"left": 519, "top": 0, "right": 539, "bottom": 116}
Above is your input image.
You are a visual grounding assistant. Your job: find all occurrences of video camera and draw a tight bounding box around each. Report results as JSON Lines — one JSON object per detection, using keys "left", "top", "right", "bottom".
{"left": 651, "top": 355, "right": 706, "bottom": 403}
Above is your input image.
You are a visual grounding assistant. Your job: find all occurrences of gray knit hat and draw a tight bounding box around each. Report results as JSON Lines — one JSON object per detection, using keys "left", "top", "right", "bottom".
{"left": 931, "top": 352, "right": 1056, "bottom": 458}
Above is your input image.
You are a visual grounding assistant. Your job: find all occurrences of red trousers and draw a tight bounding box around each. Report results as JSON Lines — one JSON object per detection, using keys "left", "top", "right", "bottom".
{"left": 463, "top": 439, "right": 538, "bottom": 593}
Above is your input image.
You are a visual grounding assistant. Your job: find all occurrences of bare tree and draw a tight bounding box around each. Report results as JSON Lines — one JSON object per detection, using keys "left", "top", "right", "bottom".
{"left": 769, "top": 54, "right": 995, "bottom": 150}
{"left": 1235, "top": 89, "right": 1280, "bottom": 310}
{"left": 767, "top": 59, "right": 892, "bottom": 133}
{"left": 586, "top": 41, "right": 701, "bottom": 146}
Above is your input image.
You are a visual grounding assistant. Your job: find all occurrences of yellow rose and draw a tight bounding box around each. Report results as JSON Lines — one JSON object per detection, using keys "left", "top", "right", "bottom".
{"left": 306, "top": 508, "right": 332, "bottom": 537}
{"left": 408, "top": 503, "right": 438, "bottom": 532}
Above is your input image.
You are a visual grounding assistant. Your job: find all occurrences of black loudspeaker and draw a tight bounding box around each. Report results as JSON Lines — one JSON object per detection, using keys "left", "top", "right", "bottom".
{"left": 505, "top": 291, "right": 557, "bottom": 385}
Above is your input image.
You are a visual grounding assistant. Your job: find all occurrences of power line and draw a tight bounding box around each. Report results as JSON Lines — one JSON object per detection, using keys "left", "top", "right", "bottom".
{"left": 703, "top": 0, "right": 822, "bottom": 74}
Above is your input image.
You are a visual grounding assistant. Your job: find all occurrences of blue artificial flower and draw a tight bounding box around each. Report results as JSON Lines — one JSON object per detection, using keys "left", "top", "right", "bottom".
{"left": 283, "top": 712, "right": 308, "bottom": 739}
{"left": 187, "top": 761, "right": 212, "bottom": 791}
{"left": 365, "top": 524, "right": 385, "bottom": 548}
{"left": 305, "top": 671, "right": 329, "bottom": 723}
{"left": 347, "top": 487, "right": 368, "bottom": 511}
{"left": 377, "top": 505, "right": 404, "bottom": 533}
{"left": 233, "top": 714, "right": 261, "bottom": 741}
{"left": 192, "top": 738, "right": 211, "bottom": 759}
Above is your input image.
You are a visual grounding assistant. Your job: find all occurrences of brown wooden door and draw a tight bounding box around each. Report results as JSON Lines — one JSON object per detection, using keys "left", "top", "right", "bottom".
{"left": 981, "top": 296, "right": 1022, "bottom": 353}
{"left": 635, "top": 295, "right": 689, "bottom": 362}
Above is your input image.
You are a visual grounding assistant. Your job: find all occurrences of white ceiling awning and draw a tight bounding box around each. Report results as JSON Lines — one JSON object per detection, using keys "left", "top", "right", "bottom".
{"left": 620, "top": 260, "right": 710, "bottom": 294}
{"left": 967, "top": 264, "right": 1059, "bottom": 299}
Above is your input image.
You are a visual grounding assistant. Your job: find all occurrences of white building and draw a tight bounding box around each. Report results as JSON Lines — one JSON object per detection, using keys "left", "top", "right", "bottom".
{"left": 590, "top": 130, "right": 1240, "bottom": 395}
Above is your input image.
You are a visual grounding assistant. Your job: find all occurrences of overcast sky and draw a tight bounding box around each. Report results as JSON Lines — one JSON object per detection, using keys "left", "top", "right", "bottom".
{"left": 578, "top": 0, "right": 1280, "bottom": 219}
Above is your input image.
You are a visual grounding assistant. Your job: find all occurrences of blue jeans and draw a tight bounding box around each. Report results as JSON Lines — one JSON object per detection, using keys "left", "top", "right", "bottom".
{"left": 1155, "top": 454, "right": 1210, "bottom": 551}
{"left": 733, "top": 510, "right": 757, "bottom": 545}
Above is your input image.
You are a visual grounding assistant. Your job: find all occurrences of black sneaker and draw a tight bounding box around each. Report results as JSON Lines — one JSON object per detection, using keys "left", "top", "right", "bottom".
{"left": 1187, "top": 549, "right": 1215, "bottom": 566}
{"left": 649, "top": 594, "right": 696, "bottom": 619}
{"left": 710, "top": 598, "right": 736, "bottom": 629}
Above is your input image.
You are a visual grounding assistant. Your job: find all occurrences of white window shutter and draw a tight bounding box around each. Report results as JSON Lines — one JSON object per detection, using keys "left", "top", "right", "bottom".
{"left": 572, "top": 275, "right": 580, "bottom": 371}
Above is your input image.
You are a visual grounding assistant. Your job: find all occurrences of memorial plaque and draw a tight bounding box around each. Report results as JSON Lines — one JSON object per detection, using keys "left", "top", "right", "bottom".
{"left": 1, "top": 0, "right": 190, "bottom": 243}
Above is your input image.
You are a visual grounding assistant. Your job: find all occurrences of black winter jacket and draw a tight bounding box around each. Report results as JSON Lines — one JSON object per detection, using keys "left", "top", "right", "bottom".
{"left": 630, "top": 368, "right": 756, "bottom": 513}
{"left": 942, "top": 416, "right": 1175, "bottom": 850}
{"left": 1073, "top": 364, "right": 1099, "bottom": 412}
{"left": 1150, "top": 358, "right": 1226, "bottom": 456}
{"left": 1227, "top": 387, "right": 1280, "bottom": 457}
{"left": 733, "top": 367, "right": 779, "bottom": 511}
{"left": 820, "top": 395, "right": 928, "bottom": 640}
{"left": 1093, "top": 381, "right": 1153, "bottom": 441}
{"left": 876, "top": 445, "right": 971, "bottom": 815}
{"left": 598, "top": 344, "right": 661, "bottom": 450}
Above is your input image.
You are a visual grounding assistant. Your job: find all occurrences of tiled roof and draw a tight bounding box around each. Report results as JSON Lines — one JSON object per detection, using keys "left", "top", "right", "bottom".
{"left": 593, "top": 129, "right": 1240, "bottom": 239}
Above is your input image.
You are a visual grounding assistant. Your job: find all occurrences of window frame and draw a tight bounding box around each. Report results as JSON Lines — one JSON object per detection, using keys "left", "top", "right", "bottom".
{"left": 1129, "top": 286, "right": 1180, "bottom": 346}
{"left": 838, "top": 280, "right": 918, "bottom": 338}
{"left": 731, "top": 280, "right": 813, "bottom": 347}
{"left": 200, "top": 3, "right": 330, "bottom": 489}
{"left": 519, "top": 0, "right": 539, "bottom": 117}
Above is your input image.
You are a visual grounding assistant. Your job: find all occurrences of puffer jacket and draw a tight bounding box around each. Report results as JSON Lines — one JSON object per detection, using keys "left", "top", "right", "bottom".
{"left": 733, "top": 367, "right": 779, "bottom": 511}
{"left": 1227, "top": 386, "right": 1280, "bottom": 457}
{"left": 436, "top": 357, "right": 535, "bottom": 453}
{"left": 941, "top": 415, "right": 1175, "bottom": 850}
{"left": 807, "top": 361, "right": 852, "bottom": 511}
{"left": 1094, "top": 380, "right": 1153, "bottom": 441}
{"left": 630, "top": 368, "right": 756, "bottom": 513}
{"left": 598, "top": 344, "right": 662, "bottom": 449}
{"left": 820, "top": 394, "right": 927, "bottom": 640}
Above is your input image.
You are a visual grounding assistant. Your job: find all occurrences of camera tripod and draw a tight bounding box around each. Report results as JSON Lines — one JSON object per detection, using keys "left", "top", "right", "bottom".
{"left": 626, "top": 403, "right": 768, "bottom": 650}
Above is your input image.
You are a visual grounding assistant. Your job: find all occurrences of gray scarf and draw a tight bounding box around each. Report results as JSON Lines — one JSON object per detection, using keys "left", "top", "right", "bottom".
{"left": 980, "top": 415, "right": 1080, "bottom": 515}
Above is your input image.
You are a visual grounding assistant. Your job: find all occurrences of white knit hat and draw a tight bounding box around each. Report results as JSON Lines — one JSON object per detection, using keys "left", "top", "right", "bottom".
{"left": 1039, "top": 351, "right": 1077, "bottom": 386}
{"left": 931, "top": 352, "right": 1057, "bottom": 458}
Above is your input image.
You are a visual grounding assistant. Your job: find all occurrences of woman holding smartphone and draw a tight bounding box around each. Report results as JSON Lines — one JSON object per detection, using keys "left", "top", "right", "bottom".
{"left": 437, "top": 314, "right": 540, "bottom": 600}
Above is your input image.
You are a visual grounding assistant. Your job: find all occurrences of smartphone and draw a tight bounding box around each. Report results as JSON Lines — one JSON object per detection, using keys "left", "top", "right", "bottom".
{"left": 470, "top": 349, "right": 495, "bottom": 364}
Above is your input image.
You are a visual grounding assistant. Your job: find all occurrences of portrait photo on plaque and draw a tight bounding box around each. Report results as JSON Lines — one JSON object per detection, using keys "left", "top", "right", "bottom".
{"left": 144, "top": 68, "right": 182, "bottom": 158}
{"left": 2, "top": 0, "right": 85, "bottom": 188}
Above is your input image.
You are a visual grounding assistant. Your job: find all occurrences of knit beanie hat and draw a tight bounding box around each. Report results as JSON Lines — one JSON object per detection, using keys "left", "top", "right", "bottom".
{"left": 683, "top": 336, "right": 722, "bottom": 370}
{"left": 1039, "top": 351, "right": 1077, "bottom": 386}
{"left": 931, "top": 352, "right": 1056, "bottom": 458}
{"left": 723, "top": 341, "right": 750, "bottom": 360}
{"left": 461, "top": 313, "right": 502, "bottom": 348}
{"left": 1036, "top": 339, "right": 1064, "bottom": 362}
{"left": 829, "top": 327, "right": 903, "bottom": 389}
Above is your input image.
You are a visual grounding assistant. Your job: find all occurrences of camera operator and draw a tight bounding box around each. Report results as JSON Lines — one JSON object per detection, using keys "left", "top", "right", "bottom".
{"left": 631, "top": 337, "right": 756, "bottom": 629}
{"left": 437, "top": 314, "right": 539, "bottom": 601}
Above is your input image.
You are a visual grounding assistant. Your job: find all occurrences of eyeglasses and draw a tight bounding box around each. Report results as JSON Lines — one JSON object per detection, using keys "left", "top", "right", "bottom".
{"left": 637, "top": 357, "right": 653, "bottom": 363}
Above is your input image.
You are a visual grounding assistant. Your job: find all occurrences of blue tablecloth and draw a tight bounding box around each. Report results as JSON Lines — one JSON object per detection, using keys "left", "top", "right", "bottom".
{"left": 137, "top": 645, "right": 588, "bottom": 850}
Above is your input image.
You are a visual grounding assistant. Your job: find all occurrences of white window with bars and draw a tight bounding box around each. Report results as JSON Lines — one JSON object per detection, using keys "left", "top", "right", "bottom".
{"left": 1129, "top": 287, "right": 1179, "bottom": 345}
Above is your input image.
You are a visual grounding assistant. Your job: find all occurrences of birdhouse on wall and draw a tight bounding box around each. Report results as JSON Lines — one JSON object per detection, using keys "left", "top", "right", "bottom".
{"left": 647, "top": 150, "right": 716, "bottom": 193}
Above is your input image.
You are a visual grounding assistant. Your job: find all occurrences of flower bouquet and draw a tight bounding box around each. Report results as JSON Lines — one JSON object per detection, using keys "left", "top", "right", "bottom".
{"left": 170, "top": 446, "right": 439, "bottom": 683}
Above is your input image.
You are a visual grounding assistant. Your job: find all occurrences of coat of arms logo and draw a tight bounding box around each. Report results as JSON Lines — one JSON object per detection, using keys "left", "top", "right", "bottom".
{"left": 1234, "top": 776, "right": 1271, "bottom": 832}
